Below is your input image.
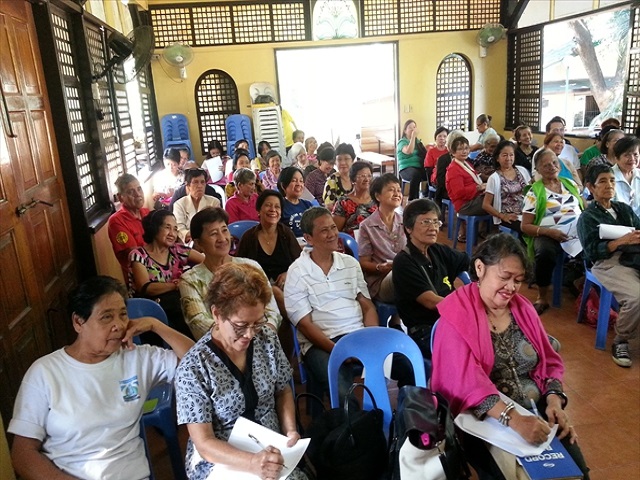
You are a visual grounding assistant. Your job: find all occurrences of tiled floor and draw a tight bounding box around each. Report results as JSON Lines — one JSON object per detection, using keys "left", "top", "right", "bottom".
{"left": 148, "top": 230, "right": 640, "bottom": 480}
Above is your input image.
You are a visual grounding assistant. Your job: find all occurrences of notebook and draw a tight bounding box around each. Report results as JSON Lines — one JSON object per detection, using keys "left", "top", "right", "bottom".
{"left": 517, "top": 436, "right": 583, "bottom": 479}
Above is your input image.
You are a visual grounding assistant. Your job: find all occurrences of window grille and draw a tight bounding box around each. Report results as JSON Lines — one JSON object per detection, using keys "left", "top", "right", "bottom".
{"left": 150, "top": 1, "right": 308, "bottom": 48}
{"left": 436, "top": 54, "right": 472, "bottom": 131}
{"left": 50, "top": 10, "right": 98, "bottom": 212}
{"left": 622, "top": 5, "right": 639, "bottom": 135}
{"left": 195, "top": 70, "right": 240, "bottom": 155}
{"left": 505, "top": 27, "right": 543, "bottom": 130}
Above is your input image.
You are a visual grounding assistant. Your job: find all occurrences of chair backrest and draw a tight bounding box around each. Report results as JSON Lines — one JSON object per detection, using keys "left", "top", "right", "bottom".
{"left": 226, "top": 114, "right": 256, "bottom": 159}
{"left": 327, "top": 327, "right": 427, "bottom": 437}
{"left": 161, "top": 114, "right": 190, "bottom": 142}
{"left": 127, "top": 298, "right": 169, "bottom": 346}
{"left": 457, "top": 271, "right": 472, "bottom": 285}
{"left": 430, "top": 319, "right": 439, "bottom": 355}
{"left": 338, "top": 232, "right": 359, "bottom": 260}
{"left": 228, "top": 220, "right": 259, "bottom": 242}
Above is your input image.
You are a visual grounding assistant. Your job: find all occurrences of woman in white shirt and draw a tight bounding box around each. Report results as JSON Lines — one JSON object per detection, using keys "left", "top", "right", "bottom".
{"left": 173, "top": 168, "right": 221, "bottom": 242}
{"left": 612, "top": 135, "right": 640, "bottom": 218}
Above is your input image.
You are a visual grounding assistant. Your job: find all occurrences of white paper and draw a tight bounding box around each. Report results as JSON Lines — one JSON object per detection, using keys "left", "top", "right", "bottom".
{"left": 550, "top": 221, "right": 583, "bottom": 257}
{"left": 203, "top": 156, "right": 224, "bottom": 183}
{"left": 599, "top": 224, "right": 634, "bottom": 240}
{"left": 454, "top": 393, "right": 558, "bottom": 457}
{"left": 209, "top": 417, "right": 310, "bottom": 479}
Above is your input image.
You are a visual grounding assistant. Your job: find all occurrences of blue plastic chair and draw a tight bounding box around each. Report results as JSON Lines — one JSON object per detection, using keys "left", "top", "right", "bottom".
{"left": 457, "top": 270, "right": 472, "bottom": 285}
{"left": 551, "top": 251, "right": 568, "bottom": 308}
{"left": 338, "top": 231, "right": 359, "bottom": 260}
{"left": 430, "top": 319, "right": 439, "bottom": 355}
{"left": 498, "top": 224, "right": 519, "bottom": 238}
{"left": 290, "top": 322, "right": 326, "bottom": 416}
{"left": 441, "top": 199, "right": 455, "bottom": 240}
{"left": 427, "top": 185, "right": 436, "bottom": 199}
{"left": 577, "top": 265, "right": 618, "bottom": 350}
{"left": 453, "top": 214, "right": 493, "bottom": 256}
{"left": 226, "top": 114, "right": 256, "bottom": 159}
{"left": 328, "top": 327, "right": 427, "bottom": 439}
{"left": 375, "top": 301, "right": 397, "bottom": 327}
{"left": 161, "top": 113, "right": 193, "bottom": 158}
{"left": 127, "top": 298, "right": 186, "bottom": 480}
{"left": 228, "top": 220, "right": 259, "bottom": 242}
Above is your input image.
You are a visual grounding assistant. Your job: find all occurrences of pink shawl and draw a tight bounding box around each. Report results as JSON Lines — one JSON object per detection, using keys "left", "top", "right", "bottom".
{"left": 431, "top": 282, "right": 564, "bottom": 416}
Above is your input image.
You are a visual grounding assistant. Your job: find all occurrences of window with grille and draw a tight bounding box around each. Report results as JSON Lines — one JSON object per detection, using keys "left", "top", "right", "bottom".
{"left": 195, "top": 70, "right": 240, "bottom": 155}
{"left": 622, "top": 5, "right": 639, "bottom": 135}
{"left": 362, "top": 0, "right": 500, "bottom": 37}
{"left": 313, "top": 0, "right": 358, "bottom": 40}
{"left": 435, "top": 54, "right": 472, "bottom": 131}
{"left": 150, "top": 1, "right": 309, "bottom": 48}
{"left": 50, "top": 8, "right": 99, "bottom": 213}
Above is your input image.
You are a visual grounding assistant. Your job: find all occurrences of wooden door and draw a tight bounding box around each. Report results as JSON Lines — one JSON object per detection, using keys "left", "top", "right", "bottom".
{"left": 0, "top": 0, "right": 77, "bottom": 424}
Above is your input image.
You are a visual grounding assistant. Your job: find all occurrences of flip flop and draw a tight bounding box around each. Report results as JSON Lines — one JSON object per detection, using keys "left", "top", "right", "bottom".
{"left": 534, "top": 302, "right": 550, "bottom": 315}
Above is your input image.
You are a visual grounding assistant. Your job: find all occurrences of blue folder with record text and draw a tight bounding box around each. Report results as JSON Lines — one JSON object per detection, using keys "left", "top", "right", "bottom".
{"left": 518, "top": 436, "right": 583, "bottom": 479}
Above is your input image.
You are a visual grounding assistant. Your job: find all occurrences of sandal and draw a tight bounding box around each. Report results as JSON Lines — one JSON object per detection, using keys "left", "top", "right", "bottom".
{"left": 533, "top": 302, "right": 550, "bottom": 315}
{"left": 457, "top": 235, "right": 466, "bottom": 243}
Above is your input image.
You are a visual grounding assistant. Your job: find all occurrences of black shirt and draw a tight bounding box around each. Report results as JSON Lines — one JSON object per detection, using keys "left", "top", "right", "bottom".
{"left": 392, "top": 241, "right": 469, "bottom": 329}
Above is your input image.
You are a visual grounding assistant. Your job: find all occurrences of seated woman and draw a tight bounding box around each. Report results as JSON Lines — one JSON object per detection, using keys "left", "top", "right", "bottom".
{"left": 533, "top": 133, "right": 583, "bottom": 190}
{"left": 514, "top": 125, "right": 537, "bottom": 173}
{"left": 612, "top": 135, "right": 640, "bottom": 218}
{"left": 9, "top": 276, "right": 194, "bottom": 480}
{"left": 226, "top": 148, "right": 252, "bottom": 183}
{"left": 332, "top": 162, "right": 377, "bottom": 236}
{"left": 179, "top": 207, "right": 281, "bottom": 340}
{"left": 129, "top": 210, "right": 204, "bottom": 338}
{"left": 433, "top": 130, "right": 465, "bottom": 210}
{"left": 393, "top": 199, "right": 469, "bottom": 358}
{"left": 169, "top": 162, "right": 222, "bottom": 211}
{"left": 262, "top": 150, "right": 283, "bottom": 191}
{"left": 153, "top": 148, "right": 184, "bottom": 208}
{"left": 175, "top": 263, "right": 308, "bottom": 480}
{"left": 358, "top": 174, "right": 405, "bottom": 303}
{"left": 323, "top": 143, "right": 355, "bottom": 210}
{"left": 424, "top": 126, "right": 449, "bottom": 183}
{"left": 470, "top": 113, "right": 498, "bottom": 152}
{"left": 251, "top": 140, "right": 271, "bottom": 174}
{"left": 305, "top": 146, "right": 336, "bottom": 204}
{"left": 174, "top": 168, "right": 221, "bottom": 243}
{"left": 482, "top": 140, "right": 532, "bottom": 235}
{"left": 585, "top": 128, "right": 625, "bottom": 173}
{"left": 224, "top": 168, "right": 259, "bottom": 224}
{"left": 472, "top": 132, "right": 500, "bottom": 182}
{"left": 279, "top": 166, "right": 314, "bottom": 237}
{"left": 204, "top": 139, "right": 229, "bottom": 186}
{"left": 521, "top": 149, "right": 584, "bottom": 314}
{"left": 431, "top": 234, "right": 589, "bottom": 480}
{"left": 288, "top": 142, "right": 309, "bottom": 171}
{"left": 445, "top": 136, "right": 487, "bottom": 242}
{"left": 397, "top": 119, "right": 427, "bottom": 201}
{"left": 578, "top": 163, "right": 640, "bottom": 367}
{"left": 305, "top": 136, "right": 318, "bottom": 166}
{"left": 237, "top": 189, "right": 302, "bottom": 316}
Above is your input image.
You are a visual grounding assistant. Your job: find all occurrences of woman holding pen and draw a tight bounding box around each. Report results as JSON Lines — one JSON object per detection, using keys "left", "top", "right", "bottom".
{"left": 174, "top": 263, "right": 308, "bottom": 480}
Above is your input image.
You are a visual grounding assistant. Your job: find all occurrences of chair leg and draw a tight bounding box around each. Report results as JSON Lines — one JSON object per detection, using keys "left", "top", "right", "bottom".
{"left": 465, "top": 218, "right": 476, "bottom": 257}
{"left": 595, "top": 289, "right": 613, "bottom": 350}
{"left": 157, "top": 422, "right": 187, "bottom": 480}
{"left": 140, "top": 424, "right": 156, "bottom": 480}
{"left": 452, "top": 215, "right": 461, "bottom": 248}
{"left": 448, "top": 206, "right": 456, "bottom": 240}
{"left": 551, "top": 254, "right": 564, "bottom": 308}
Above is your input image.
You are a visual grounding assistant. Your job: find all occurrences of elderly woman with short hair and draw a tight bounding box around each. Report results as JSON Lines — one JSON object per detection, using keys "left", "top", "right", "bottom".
{"left": 9, "top": 276, "right": 194, "bottom": 480}
{"left": 224, "top": 168, "right": 260, "bottom": 224}
{"left": 173, "top": 168, "right": 221, "bottom": 243}
{"left": 472, "top": 131, "right": 500, "bottom": 182}
{"left": 332, "top": 161, "right": 378, "bottom": 236}
{"left": 175, "top": 263, "right": 308, "bottom": 480}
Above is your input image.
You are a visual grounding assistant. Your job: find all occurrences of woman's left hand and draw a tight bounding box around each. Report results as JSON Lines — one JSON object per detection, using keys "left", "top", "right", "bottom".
{"left": 545, "top": 396, "right": 578, "bottom": 444}
{"left": 285, "top": 431, "right": 300, "bottom": 447}
{"left": 121, "top": 317, "right": 157, "bottom": 349}
{"left": 274, "top": 273, "right": 287, "bottom": 290}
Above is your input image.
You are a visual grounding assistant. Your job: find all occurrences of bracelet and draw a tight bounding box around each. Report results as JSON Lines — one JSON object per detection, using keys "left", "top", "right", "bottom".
{"left": 544, "top": 390, "right": 568, "bottom": 409}
{"left": 498, "top": 402, "right": 515, "bottom": 426}
{"left": 536, "top": 226, "right": 541, "bottom": 237}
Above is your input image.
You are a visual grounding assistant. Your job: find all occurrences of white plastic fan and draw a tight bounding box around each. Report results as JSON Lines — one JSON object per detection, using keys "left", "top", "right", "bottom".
{"left": 162, "top": 43, "right": 194, "bottom": 79}
{"left": 476, "top": 23, "right": 507, "bottom": 58}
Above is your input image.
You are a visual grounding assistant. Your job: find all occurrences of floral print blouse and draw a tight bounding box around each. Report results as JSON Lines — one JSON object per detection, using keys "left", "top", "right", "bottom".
{"left": 332, "top": 196, "right": 378, "bottom": 236}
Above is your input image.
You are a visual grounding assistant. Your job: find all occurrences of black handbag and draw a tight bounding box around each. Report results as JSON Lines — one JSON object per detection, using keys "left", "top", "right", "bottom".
{"left": 297, "top": 383, "right": 388, "bottom": 480}
{"left": 388, "top": 385, "right": 469, "bottom": 480}
{"left": 416, "top": 140, "right": 428, "bottom": 162}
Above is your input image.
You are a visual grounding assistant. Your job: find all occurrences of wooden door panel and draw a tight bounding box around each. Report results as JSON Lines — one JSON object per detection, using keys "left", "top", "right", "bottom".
{"left": 49, "top": 201, "right": 73, "bottom": 273}
{"left": 12, "top": 19, "right": 40, "bottom": 97}
{"left": 11, "top": 315, "right": 46, "bottom": 375}
{"left": 0, "top": 231, "right": 34, "bottom": 330}
{"left": 30, "top": 209, "right": 57, "bottom": 293}
{"left": 32, "top": 110, "right": 54, "bottom": 179}
{"left": 0, "top": 14, "right": 19, "bottom": 95}
{"left": 8, "top": 111, "right": 37, "bottom": 192}
{"left": 0, "top": 336, "right": 17, "bottom": 426}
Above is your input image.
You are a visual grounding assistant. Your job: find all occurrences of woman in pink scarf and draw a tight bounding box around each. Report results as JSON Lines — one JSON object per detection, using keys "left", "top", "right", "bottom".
{"left": 431, "top": 233, "right": 589, "bottom": 479}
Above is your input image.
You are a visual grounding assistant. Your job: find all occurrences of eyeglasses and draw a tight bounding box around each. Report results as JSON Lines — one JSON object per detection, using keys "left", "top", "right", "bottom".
{"left": 418, "top": 219, "right": 443, "bottom": 228}
{"left": 356, "top": 174, "right": 373, "bottom": 180}
{"left": 226, "top": 316, "right": 269, "bottom": 337}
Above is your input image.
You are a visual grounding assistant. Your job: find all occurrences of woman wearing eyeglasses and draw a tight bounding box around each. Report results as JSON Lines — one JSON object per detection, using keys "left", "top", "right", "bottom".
{"left": 392, "top": 199, "right": 469, "bottom": 359}
{"left": 332, "top": 161, "right": 378, "bottom": 236}
{"left": 179, "top": 207, "right": 281, "bottom": 340}
{"left": 175, "top": 262, "right": 308, "bottom": 480}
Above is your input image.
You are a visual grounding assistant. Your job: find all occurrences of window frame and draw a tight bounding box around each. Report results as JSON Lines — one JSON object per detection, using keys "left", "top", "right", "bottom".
{"left": 435, "top": 53, "right": 473, "bottom": 132}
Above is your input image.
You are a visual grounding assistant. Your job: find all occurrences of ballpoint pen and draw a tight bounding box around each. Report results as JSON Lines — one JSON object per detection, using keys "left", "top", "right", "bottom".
{"left": 530, "top": 398, "right": 541, "bottom": 418}
{"left": 248, "top": 433, "right": 289, "bottom": 469}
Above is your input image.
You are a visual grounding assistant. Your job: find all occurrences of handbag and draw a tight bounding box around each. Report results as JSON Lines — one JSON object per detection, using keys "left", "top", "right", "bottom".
{"left": 389, "top": 385, "right": 469, "bottom": 480}
{"left": 296, "top": 383, "right": 388, "bottom": 480}
{"left": 416, "top": 140, "right": 428, "bottom": 162}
